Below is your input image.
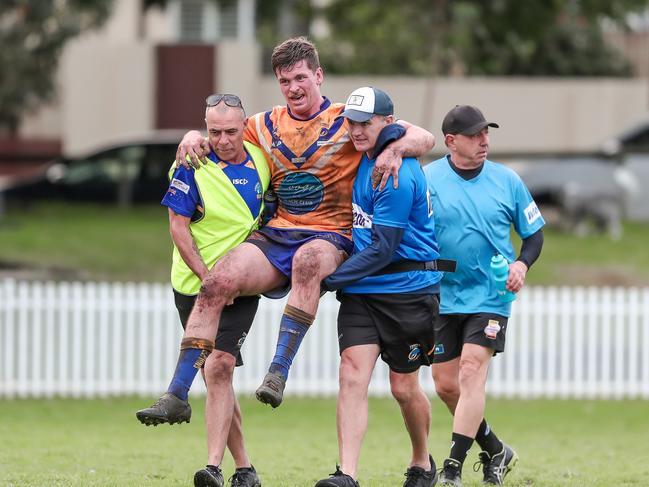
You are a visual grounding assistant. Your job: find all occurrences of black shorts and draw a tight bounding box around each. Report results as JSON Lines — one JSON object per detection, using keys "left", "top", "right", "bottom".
{"left": 337, "top": 292, "right": 439, "bottom": 373}
{"left": 173, "top": 291, "right": 260, "bottom": 367}
{"left": 432, "top": 313, "right": 508, "bottom": 364}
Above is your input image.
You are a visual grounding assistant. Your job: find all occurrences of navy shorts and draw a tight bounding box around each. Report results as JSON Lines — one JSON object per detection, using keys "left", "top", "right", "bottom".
{"left": 337, "top": 292, "right": 439, "bottom": 373}
{"left": 173, "top": 290, "right": 259, "bottom": 367}
{"left": 432, "top": 313, "right": 508, "bottom": 364}
{"left": 246, "top": 226, "right": 354, "bottom": 298}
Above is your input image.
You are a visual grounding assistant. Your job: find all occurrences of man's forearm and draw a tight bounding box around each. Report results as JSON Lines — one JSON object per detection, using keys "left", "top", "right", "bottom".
{"left": 517, "top": 229, "right": 544, "bottom": 269}
{"left": 177, "top": 239, "right": 209, "bottom": 281}
{"left": 323, "top": 224, "right": 403, "bottom": 291}
{"left": 393, "top": 121, "right": 435, "bottom": 158}
{"left": 169, "top": 214, "right": 209, "bottom": 280}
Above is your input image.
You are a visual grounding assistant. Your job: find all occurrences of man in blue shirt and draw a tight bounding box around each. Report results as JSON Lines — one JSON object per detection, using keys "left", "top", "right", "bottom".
{"left": 424, "top": 106, "right": 545, "bottom": 486}
{"left": 314, "top": 87, "right": 442, "bottom": 487}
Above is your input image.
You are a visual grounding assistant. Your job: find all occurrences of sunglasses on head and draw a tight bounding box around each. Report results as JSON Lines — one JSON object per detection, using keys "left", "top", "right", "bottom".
{"left": 205, "top": 94, "right": 243, "bottom": 109}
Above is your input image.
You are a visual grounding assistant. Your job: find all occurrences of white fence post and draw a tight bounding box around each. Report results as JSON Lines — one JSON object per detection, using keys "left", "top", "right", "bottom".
{"left": 1, "top": 278, "right": 648, "bottom": 399}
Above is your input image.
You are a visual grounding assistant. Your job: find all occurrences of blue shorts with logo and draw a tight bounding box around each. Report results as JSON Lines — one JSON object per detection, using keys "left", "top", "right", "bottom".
{"left": 246, "top": 226, "right": 354, "bottom": 298}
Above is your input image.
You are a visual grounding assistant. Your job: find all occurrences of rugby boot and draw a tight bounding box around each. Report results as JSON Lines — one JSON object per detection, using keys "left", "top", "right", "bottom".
{"left": 314, "top": 466, "right": 359, "bottom": 487}
{"left": 475, "top": 444, "right": 518, "bottom": 485}
{"left": 229, "top": 465, "right": 261, "bottom": 487}
{"left": 255, "top": 371, "right": 286, "bottom": 408}
{"left": 194, "top": 465, "right": 224, "bottom": 487}
{"left": 438, "top": 459, "right": 462, "bottom": 487}
{"left": 403, "top": 454, "right": 438, "bottom": 487}
{"left": 135, "top": 392, "right": 191, "bottom": 426}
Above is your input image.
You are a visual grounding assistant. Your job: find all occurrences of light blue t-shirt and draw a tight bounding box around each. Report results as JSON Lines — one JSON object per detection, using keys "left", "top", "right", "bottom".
{"left": 341, "top": 155, "right": 442, "bottom": 294}
{"left": 424, "top": 156, "right": 545, "bottom": 316}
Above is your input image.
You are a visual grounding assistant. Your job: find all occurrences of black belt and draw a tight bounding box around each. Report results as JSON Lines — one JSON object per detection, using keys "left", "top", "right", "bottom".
{"left": 371, "top": 259, "right": 457, "bottom": 276}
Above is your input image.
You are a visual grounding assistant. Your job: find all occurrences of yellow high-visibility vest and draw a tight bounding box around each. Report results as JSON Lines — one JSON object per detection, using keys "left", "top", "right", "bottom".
{"left": 170, "top": 141, "right": 270, "bottom": 295}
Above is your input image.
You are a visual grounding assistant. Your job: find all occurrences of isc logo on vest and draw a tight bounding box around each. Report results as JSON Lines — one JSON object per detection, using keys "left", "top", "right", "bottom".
{"left": 232, "top": 178, "right": 249, "bottom": 185}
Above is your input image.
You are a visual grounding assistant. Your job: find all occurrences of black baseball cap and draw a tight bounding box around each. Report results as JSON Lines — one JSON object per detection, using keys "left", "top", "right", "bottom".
{"left": 441, "top": 105, "right": 499, "bottom": 135}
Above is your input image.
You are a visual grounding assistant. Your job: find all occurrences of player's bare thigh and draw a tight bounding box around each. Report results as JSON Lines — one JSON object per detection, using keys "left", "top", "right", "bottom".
{"left": 203, "top": 242, "right": 287, "bottom": 298}
{"left": 291, "top": 238, "right": 348, "bottom": 288}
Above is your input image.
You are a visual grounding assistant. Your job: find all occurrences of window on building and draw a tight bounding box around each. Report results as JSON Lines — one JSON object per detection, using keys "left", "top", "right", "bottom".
{"left": 173, "top": 0, "right": 239, "bottom": 43}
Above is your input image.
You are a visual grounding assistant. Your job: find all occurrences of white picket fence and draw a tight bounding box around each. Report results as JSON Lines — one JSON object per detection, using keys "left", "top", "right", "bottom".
{"left": 1, "top": 278, "right": 649, "bottom": 399}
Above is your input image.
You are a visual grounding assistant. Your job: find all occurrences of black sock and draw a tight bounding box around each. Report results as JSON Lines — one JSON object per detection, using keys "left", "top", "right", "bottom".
{"left": 450, "top": 432, "right": 474, "bottom": 467}
{"left": 474, "top": 419, "right": 503, "bottom": 456}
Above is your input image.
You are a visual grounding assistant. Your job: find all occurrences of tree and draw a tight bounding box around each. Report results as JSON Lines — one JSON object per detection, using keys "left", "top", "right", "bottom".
{"left": 313, "top": 0, "right": 648, "bottom": 76}
{"left": 0, "top": 1, "right": 113, "bottom": 135}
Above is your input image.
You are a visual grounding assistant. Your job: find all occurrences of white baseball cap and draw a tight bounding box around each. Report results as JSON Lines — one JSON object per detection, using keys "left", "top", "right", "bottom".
{"left": 339, "top": 86, "right": 394, "bottom": 123}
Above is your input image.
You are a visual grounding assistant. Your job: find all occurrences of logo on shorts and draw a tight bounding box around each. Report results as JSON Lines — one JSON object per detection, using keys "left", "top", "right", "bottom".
{"left": 433, "top": 343, "right": 445, "bottom": 355}
{"left": 408, "top": 344, "right": 421, "bottom": 362}
{"left": 236, "top": 332, "right": 247, "bottom": 350}
{"left": 484, "top": 320, "right": 501, "bottom": 340}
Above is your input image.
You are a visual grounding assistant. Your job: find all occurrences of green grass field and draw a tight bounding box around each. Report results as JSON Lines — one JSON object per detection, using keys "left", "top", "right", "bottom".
{"left": 2, "top": 201, "right": 649, "bottom": 286}
{"left": 1, "top": 396, "right": 648, "bottom": 486}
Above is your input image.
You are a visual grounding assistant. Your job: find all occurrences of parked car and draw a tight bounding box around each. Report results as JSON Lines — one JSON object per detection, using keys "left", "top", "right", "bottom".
{"left": 501, "top": 118, "right": 649, "bottom": 237}
{"left": 5, "top": 131, "right": 187, "bottom": 206}
{"left": 502, "top": 156, "right": 631, "bottom": 238}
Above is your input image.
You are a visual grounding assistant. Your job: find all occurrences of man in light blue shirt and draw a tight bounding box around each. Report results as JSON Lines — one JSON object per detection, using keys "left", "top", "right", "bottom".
{"left": 424, "top": 106, "right": 545, "bottom": 486}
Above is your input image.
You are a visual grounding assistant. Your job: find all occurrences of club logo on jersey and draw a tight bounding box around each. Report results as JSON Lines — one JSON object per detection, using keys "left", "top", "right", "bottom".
{"left": 277, "top": 171, "right": 325, "bottom": 214}
{"left": 255, "top": 182, "right": 262, "bottom": 200}
{"left": 170, "top": 178, "right": 190, "bottom": 194}
{"left": 408, "top": 344, "right": 422, "bottom": 362}
{"left": 317, "top": 127, "right": 334, "bottom": 146}
{"left": 352, "top": 203, "right": 372, "bottom": 228}
{"left": 524, "top": 201, "right": 541, "bottom": 224}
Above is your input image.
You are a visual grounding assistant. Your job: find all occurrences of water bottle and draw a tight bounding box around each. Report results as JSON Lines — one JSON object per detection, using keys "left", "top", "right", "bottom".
{"left": 262, "top": 189, "right": 278, "bottom": 226}
{"left": 490, "top": 253, "right": 517, "bottom": 302}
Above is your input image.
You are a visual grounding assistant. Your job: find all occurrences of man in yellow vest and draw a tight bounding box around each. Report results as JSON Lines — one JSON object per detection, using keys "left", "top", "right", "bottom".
{"left": 154, "top": 94, "right": 270, "bottom": 487}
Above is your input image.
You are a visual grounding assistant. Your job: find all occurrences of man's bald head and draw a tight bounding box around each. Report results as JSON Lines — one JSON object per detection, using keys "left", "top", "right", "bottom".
{"left": 205, "top": 103, "right": 246, "bottom": 121}
{"left": 205, "top": 104, "right": 247, "bottom": 164}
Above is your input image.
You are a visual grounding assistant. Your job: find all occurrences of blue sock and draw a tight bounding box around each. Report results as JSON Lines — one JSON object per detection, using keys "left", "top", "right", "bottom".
{"left": 268, "top": 314, "right": 310, "bottom": 380}
{"left": 167, "top": 348, "right": 203, "bottom": 401}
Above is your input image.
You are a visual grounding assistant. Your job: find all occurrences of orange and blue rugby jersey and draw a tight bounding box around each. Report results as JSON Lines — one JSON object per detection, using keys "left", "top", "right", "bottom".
{"left": 243, "top": 97, "right": 360, "bottom": 238}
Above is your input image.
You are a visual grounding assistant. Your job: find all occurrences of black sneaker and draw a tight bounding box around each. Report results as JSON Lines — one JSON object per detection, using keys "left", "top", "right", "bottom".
{"left": 255, "top": 371, "right": 286, "bottom": 408}
{"left": 403, "top": 454, "right": 438, "bottom": 487}
{"left": 314, "top": 466, "right": 359, "bottom": 487}
{"left": 194, "top": 465, "right": 224, "bottom": 487}
{"left": 474, "top": 444, "right": 518, "bottom": 485}
{"left": 135, "top": 392, "right": 191, "bottom": 426}
{"left": 229, "top": 465, "right": 261, "bottom": 487}
{"left": 438, "top": 459, "right": 462, "bottom": 487}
